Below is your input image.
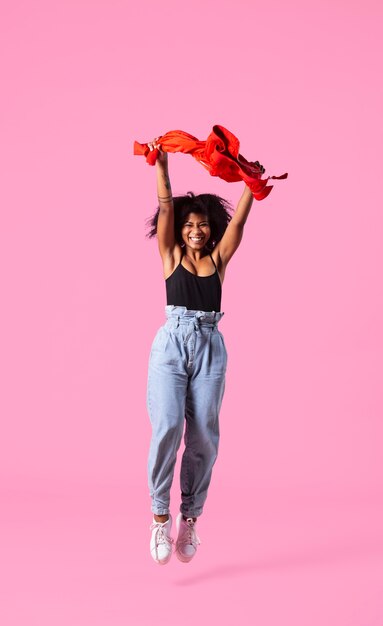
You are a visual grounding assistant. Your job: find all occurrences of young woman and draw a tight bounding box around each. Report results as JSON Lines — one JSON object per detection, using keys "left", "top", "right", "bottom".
{"left": 146, "top": 138, "right": 262, "bottom": 565}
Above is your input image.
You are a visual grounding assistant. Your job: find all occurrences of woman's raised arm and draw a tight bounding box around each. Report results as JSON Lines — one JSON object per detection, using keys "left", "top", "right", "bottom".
{"left": 148, "top": 139, "right": 177, "bottom": 262}
{"left": 214, "top": 185, "right": 254, "bottom": 268}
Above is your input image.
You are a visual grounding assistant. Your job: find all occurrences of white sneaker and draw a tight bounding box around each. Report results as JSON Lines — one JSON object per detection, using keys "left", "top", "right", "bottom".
{"left": 175, "top": 513, "right": 201, "bottom": 563}
{"left": 150, "top": 515, "right": 173, "bottom": 565}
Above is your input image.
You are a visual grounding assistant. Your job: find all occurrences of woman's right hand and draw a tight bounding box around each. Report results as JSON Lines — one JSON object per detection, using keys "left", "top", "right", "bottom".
{"left": 148, "top": 137, "right": 168, "bottom": 167}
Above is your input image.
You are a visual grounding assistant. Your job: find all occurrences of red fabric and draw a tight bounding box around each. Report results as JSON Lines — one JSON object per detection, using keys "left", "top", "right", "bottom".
{"left": 133, "top": 125, "right": 287, "bottom": 200}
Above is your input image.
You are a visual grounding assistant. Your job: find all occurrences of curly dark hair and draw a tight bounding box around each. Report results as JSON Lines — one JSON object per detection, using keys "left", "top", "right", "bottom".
{"left": 146, "top": 192, "right": 233, "bottom": 250}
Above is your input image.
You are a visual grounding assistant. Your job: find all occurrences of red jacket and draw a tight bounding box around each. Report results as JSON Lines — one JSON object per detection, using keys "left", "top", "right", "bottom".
{"left": 134, "top": 125, "right": 287, "bottom": 200}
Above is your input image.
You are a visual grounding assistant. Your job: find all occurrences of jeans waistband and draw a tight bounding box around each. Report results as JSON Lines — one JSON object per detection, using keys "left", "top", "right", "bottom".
{"left": 165, "top": 305, "right": 224, "bottom": 328}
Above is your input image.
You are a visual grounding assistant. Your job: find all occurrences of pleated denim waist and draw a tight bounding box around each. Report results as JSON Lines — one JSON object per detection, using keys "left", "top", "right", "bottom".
{"left": 165, "top": 305, "right": 224, "bottom": 331}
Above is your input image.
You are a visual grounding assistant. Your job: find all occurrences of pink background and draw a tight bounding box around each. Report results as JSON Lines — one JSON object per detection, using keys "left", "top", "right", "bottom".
{"left": 1, "top": 0, "right": 382, "bottom": 624}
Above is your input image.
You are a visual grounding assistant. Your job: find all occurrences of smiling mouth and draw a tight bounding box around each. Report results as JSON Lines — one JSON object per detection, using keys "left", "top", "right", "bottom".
{"left": 189, "top": 236, "right": 204, "bottom": 242}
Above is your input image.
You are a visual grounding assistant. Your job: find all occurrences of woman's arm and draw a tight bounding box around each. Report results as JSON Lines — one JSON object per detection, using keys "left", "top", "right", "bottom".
{"left": 215, "top": 185, "right": 254, "bottom": 267}
{"left": 148, "top": 140, "right": 177, "bottom": 261}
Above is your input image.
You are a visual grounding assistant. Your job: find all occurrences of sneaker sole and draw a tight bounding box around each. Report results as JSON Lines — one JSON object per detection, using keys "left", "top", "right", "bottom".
{"left": 175, "top": 548, "right": 195, "bottom": 563}
{"left": 153, "top": 554, "right": 172, "bottom": 565}
{"left": 150, "top": 544, "right": 173, "bottom": 565}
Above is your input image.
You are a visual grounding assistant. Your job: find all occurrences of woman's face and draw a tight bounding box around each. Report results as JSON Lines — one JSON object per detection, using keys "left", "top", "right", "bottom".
{"left": 181, "top": 212, "right": 211, "bottom": 250}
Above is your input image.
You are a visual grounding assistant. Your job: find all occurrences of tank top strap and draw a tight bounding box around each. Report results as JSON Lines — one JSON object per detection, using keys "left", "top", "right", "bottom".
{"left": 177, "top": 248, "right": 185, "bottom": 267}
{"left": 209, "top": 253, "right": 217, "bottom": 270}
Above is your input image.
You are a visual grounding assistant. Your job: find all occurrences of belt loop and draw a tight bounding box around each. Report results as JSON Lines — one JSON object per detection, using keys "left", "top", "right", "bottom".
{"left": 175, "top": 315, "right": 180, "bottom": 329}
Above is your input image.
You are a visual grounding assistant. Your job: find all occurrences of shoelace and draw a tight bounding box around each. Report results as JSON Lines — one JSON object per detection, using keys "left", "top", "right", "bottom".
{"left": 150, "top": 521, "right": 174, "bottom": 559}
{"left": 178, "top": 518, "right": 201, "bottom": 548}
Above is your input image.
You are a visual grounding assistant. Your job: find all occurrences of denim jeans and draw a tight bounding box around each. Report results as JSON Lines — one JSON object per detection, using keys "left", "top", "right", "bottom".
{"left": 147, "top": 305, "right": 227, "bottom": 518}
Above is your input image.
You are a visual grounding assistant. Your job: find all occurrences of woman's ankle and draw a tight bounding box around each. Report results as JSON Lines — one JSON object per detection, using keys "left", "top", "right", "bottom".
{"left": 154, "top": 513, "right": 169, "bottom": 523}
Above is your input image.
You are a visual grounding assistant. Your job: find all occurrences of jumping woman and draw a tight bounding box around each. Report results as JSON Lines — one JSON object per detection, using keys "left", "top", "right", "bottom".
{"left": 146, "top": 138, "right": 264, "bottom": 565}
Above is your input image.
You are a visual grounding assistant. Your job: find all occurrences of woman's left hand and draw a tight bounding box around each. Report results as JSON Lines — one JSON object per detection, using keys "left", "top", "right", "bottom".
{"left": 254, "top": 160, "right": 265, "bottom": 174}
{"left": 148, "top": 137, "right": 168, "bottom": 167}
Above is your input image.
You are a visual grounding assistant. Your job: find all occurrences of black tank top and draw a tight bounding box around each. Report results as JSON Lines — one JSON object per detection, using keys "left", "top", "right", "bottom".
{"left": 166, "top": 253, "right": 222, "bottom": 312}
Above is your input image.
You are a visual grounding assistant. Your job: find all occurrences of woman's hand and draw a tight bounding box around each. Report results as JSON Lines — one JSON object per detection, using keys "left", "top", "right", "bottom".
{"left": 254, "top": 160, "right": 265, "bottom": 174}
{"left": 148, "top": 137, "right": 168, "bottom": 167}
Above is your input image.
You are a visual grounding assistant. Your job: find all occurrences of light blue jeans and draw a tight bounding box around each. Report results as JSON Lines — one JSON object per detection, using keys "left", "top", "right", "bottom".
{"left": 147, "top": 305, "right": 227, "bottom": 518}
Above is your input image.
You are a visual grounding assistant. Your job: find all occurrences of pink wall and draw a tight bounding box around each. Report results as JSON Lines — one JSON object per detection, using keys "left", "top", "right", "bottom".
{"left": 1, "top": 1, "right": 382, "bottom": 625}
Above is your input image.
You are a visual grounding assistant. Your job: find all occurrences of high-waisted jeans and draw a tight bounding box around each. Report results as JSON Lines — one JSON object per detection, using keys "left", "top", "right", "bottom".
{"left": 147, "top": 305, "right": 227, "bottom": 518}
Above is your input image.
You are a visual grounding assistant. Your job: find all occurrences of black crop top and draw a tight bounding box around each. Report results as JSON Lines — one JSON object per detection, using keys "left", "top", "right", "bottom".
{"left": 166, "top": 254, "right": 222, "bottom": 312}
